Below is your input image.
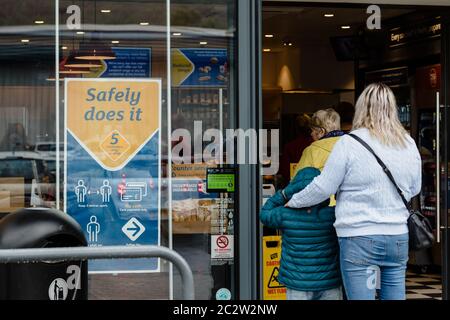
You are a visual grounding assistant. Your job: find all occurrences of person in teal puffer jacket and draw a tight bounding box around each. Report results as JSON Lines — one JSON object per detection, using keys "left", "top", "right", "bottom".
{"left": 260, "top": 167, "right": 342, "bottom": 300}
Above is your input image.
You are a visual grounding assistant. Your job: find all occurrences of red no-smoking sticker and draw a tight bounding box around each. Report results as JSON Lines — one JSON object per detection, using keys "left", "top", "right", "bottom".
{"left": 216, "top": 236, "right": 229, "bottom": 249}
{"left": 211, "top": 235, "right": 234, "bottom": 260}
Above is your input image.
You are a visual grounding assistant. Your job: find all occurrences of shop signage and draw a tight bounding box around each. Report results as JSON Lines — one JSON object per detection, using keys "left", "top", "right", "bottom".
{"left": 211, "top": 235, "right": 234, "bottom": 260}
{"left": 64, "top": 78, "right": 161, "bottom": 273}
{"left": 206, "top": 167, "right": 235, "bottom": 193}
{"left": 172, "top": 48, "right": 228, "bottom": 87}
{"left": 389, "top": 19, "right": 441, "bottom": 48}
{"left": 172, "top": 163, "right": 216, "bottom": 180}
{"left": 210, "top": 196, "right": 235, "bottom": 265}
{"left": 170, "top": 163, "right": 222, "bottom": 234}
{"left": 262, "top": 236, "right": 286, "bottom": 300}
{"left": 365, "top": 67, "right": 408, "bottom": 87}
{"left": 86, "top": 47, "right": 151, "bottom": 78}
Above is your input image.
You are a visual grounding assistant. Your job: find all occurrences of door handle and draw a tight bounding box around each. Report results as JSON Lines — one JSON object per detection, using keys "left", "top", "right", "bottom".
{"left": 436, "top": 91, "right": 441, "bottom": 243}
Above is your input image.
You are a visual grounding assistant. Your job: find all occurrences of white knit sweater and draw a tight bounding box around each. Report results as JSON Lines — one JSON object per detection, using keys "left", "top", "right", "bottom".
{"left": 286, "top": 128, "right": 422, "bottom": 237}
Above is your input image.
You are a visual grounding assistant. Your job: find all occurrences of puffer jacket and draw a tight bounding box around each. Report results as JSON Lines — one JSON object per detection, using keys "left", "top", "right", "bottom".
{"left": 260, "top": 167, "right": 341, "bottom": 292}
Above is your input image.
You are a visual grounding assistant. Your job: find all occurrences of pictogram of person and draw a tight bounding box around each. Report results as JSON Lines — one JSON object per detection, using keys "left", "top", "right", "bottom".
{"left": 75, "top": 180, "right": 87, "bottom": 203}
{"left": 87, "top": 216, "right": 100, "bottom": 242}
{"left": 100, "top": 180, "right": 112, "bottom": 203}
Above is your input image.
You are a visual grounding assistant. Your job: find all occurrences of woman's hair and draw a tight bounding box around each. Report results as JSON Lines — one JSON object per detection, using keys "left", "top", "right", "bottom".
{"left": 310, "top": 108, "right": 341, "bottom": 133}
{"left": 352, "top": 83, "right": 407, "bottom": 148}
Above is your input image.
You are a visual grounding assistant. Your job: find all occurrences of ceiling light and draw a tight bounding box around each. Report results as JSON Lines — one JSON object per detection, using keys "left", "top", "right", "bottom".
{"left": 34, "top": 20, "right": 45, "bottom": 24}
{"left": 65, "top": 61, "right": 103, "bottom": 68}
{"left": 59, "top": 68, "right": 91, "bottom": 75}
{"left": 46, "top": 77, "right": 65, "bottom": 82}
{"left": 265, "top": 34, "right": 274, "bottom": 38}
{"left": 59, "top": 56, "right": 91, "bottom": 74}
{"left": 263, "top": 48, "right": 271, "bottom": 52}
{"left": 21, "top": 39, "right": 30, "bottom": 43}
{"left": 111, "top": 40, "right": 120, "bottom": 44}
{"left": 75, "top": 40, "right": 116, "bottom": 60}
{"left": 76, "top": 31, "right": 85, "bottom": 35}
{"left": 282, "top": 38, "right": 293, "bottom": 47}
{"left": 139, "top": 22, "right": 149, "bottom": 26}
{"left": 200, "top": 41, "right": 208, "bottom": 45}
{"left": 65, "top": 53, "right": 103, "bottom": 68}
{"left": 324, "top": 14, "right": 334, "bottom": 18}
{"left": 172, "top": 32, "right": 182, "bottom": 36}
{"left": 62, "top": 46, "right": 68, "bottom": 50}
{"left": 341, "top": 25, "right": 351, "bottom": 29}
{"left": 101, "top": 9, "right": 111, "bottom": 13}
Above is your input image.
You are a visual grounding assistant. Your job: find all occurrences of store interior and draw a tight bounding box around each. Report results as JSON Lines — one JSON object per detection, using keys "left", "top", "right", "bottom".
{"left": 262, "top": 3, "right": 444, "bottom": 300}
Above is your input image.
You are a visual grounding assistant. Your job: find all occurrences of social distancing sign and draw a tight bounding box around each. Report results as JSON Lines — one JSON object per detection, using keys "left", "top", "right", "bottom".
{"left": 65, "top": 79, "right": 160, "bottom": 171}
{"left": 64, "top": 78, "right": 161, "bottom": 273}
{"left": 262, "top": 236, "right": 286, "bottom": 300}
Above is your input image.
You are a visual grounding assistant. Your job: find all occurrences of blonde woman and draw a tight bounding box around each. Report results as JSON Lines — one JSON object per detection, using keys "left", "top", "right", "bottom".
{"left": 294, "top": 108, "right": 343, "bottom": 206}
{"left": 295, "top": 108, "right": 343, "bottom": 172}
{"left": 285, "top": 83, "right": 422, "bottom": 300}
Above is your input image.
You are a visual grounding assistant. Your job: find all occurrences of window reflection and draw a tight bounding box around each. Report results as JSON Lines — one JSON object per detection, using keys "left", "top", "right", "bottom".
{"left": 170, "top": 0, "right": 237, "bottom": 300}
{"left": 0, "top": 0, "right": 56, "bottom": 214}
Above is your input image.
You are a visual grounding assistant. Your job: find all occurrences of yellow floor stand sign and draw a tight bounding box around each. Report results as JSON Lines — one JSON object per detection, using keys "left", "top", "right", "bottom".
{"left": 262, "top": 236, "right": 286, "bottom": 300}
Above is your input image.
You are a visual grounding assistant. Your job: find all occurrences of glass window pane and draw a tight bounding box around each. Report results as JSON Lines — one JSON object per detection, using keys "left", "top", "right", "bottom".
{"left": 170, "top": 0, "right": 237, "bottom": 300}
{"left": 0, "top": 0, "right": 56, "bottom": 215}
{"left": 59, "top": 0, "right": 169, "bottom": 299}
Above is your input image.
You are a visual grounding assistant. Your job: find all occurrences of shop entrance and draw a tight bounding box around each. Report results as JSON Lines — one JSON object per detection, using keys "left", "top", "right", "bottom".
{"left": 261, "top": 2, "right": 450, "bottom": 300}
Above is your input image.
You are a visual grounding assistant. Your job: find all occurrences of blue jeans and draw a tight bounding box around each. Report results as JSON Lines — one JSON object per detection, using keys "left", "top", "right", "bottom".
{"left": 286, "top": 287, "right": 343, "bottom": 300}
{"left": 338, "top": 234, "right": 409, "bottom": 300}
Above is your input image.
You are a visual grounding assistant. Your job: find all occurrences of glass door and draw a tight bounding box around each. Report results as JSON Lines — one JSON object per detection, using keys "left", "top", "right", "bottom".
{"left": 169, "top": 0, "right": 238, "bottom": 300}
{"left": 260, "top": 1, "right": 450, "bottom": 300}
{"left": 58, "top": 0, "right": 171, "bottom": 300}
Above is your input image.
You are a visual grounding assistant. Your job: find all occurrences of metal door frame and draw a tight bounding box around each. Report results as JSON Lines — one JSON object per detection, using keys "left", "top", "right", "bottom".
{"left": 237, "top": 0, "right": 263, "bottom": 300}
{"left": 440, "top": 11, "right": 450, "bottom": 301}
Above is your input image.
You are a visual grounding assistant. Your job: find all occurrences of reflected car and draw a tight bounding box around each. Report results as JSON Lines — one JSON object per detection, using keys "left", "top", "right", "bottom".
{"left": 0, "top": 151, "right": 56, "bottom": 216}
{"left": 34, "top": 141, "right": 76, "bottom": 159}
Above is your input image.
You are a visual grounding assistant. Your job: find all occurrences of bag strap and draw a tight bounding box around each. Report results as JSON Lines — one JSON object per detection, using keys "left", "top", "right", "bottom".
{"left": 348, "top": 133, "right": 412, "bottom": 212}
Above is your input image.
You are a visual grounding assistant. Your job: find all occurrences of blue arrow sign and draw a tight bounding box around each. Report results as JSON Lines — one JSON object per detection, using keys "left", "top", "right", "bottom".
{"left": 127, "top": 221, "right": 141, "bottom": 237}
{"left": 121, "top": 217, "right": 146, "bottom": 242}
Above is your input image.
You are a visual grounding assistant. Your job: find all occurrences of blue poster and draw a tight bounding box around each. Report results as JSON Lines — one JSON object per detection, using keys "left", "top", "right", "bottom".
{"left": 64, "top": 79, "right": 161, "bottom": 273}
{"left": 100, "top": 47, "right": 151, "bottom": 78}
{"left": 172, "top": 48, "right": 228, "bottom": 87}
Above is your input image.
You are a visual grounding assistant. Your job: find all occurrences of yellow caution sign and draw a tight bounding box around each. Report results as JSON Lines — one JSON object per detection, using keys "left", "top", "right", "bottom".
{"left": 262, "top": 236, "right": 286, "bottom": 300}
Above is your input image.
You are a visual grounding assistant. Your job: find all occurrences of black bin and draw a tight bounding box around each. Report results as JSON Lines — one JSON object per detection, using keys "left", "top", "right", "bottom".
{"left": 0, "top": 208, "right": 88, "bottom": 300}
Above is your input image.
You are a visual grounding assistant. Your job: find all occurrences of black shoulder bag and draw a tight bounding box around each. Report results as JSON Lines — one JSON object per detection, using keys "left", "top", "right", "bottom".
{"left": 348, "top": 134, "right": 434, "bottom": 251}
